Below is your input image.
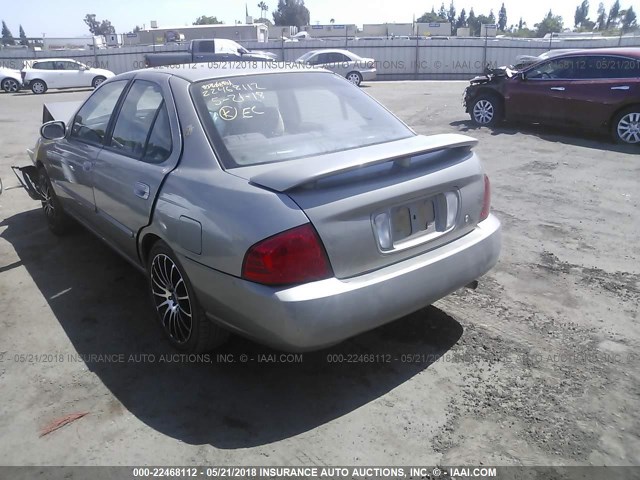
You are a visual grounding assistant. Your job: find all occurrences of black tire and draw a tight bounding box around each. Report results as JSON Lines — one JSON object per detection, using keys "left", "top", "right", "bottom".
{"left": 612, "top": 106, "right": 640, "bottom": 145}
{"left": 31, "top": 79, "right": 47, "bottom": 94}
{"left": 38, "top": 168, "right": 71, "bottom": 235}
{"left": 147, "top": 240, "right": 229, "bottom": 352}
{"left": 469, "top": 93, "right": 504, "bottom": 127}
{"left": 346, "top": 71, "right": 363, "bottom": 86}
{"left": 92, "top": 76, "right": 106, "bottom": 88}
{"left": 1, "top": 77, "right": 20, "bottom": 93}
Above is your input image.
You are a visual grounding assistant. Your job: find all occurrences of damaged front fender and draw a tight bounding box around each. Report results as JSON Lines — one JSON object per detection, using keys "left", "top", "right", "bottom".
{"left": 11, "top": 165, "right": 44, "bottom": 201}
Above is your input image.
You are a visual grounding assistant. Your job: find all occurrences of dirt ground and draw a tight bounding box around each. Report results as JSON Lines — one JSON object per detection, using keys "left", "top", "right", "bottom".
{"left": 0, "top": 82, "right": 638, "bottom": 468}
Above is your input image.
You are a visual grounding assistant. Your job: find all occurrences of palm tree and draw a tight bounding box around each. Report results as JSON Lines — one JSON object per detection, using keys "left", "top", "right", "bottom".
{"left": 330, "top": 18, "right": 335, "bottom": 24}
{"left": 257, "top": 1, "right": 269, "bottom": 20}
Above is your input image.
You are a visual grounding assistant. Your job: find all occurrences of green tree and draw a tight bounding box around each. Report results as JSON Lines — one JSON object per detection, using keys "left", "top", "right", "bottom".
{"left": 18, "top": 25, "right": 28, "bottom": 46}
{"left": 257, "top": 2, "right": 269, "bottom": 20}
{"left": 534, "top": 10, "right": 564, "bottom": 37}
{"left": 456, "top": 8, "right": 467, "bottom": 28}
{"left": 417, "top": 7, "right": 446, "bottom": 23}
{"left": 621, "top": 6, "right": 637, "bottom": 31}
{"left": 447, "top": 1, "right": 456, "bottom": 33}
{"left": 606, "top": 0, "right": 620, "bottom": 28}
{"left": 438, "top": 3, "right": 448, "bottom": 21}
{"left": 498, "top": 3, "right": 508, "bottom": 31}
{"left": 83, "top": 14, "right": 116, "bottom": 35}
{"left": 447, "top": 1, "right": 456, "bottom": 24}
{"left": 467, "top": 8, "right": 479, "bottom": 35}
{"left": 1, "top": 21, "right": 15, "bottom": 45}
{"left": 488, "top": 9, "right": 496, "bottom": 24}
{"left": 272, "top": 0, "right": 310, "bottom": 27}
{"left": 596, "top": 2, "right": 607, "bottom": 29}
{"left": 574, "top": 0, "right": 588, "bottom": 27}
{"left": 193, "top": 16, "right": 224, "bottom": 25}
{"left": 518, "top": 17, "right": 524, "bottom": 29}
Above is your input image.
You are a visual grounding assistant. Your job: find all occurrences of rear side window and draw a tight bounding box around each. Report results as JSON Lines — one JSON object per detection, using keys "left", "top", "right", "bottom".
{"left": 109, "top": 80, "right": 172, "bottom": 162}
{"left": 70, "top": 80, "right": 128, "bottom": 145}
{"left": 33, "top": 61, "right": 54, "bottom": 70}
{"left": 592, "top": 56, "right": 640, "bottom": 79}
{"left": 198, "top": 40, "right": 214, "bottom": 54}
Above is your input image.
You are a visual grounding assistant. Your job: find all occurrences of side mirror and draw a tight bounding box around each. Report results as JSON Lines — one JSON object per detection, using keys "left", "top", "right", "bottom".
{"left": 81, "top": 66, "right": 90, "bottom": 71}
{"left": 40, "top": 121, "right": 66, "bottom": 140}
{"left": 237, "top": 48, "right": 245, "bottom": 55}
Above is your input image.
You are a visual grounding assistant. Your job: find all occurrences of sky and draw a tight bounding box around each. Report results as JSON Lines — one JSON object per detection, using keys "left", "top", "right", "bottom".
{"left": 0, "top": 0, "right": 631, "bottom": 37}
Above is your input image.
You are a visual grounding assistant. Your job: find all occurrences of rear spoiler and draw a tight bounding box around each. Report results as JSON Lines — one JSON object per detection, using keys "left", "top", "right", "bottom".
{"left": 249, "top": 134, "right": 478, "bottom": 192}
{"left": 43, "top": 101, "right": 83, "bottom": 124}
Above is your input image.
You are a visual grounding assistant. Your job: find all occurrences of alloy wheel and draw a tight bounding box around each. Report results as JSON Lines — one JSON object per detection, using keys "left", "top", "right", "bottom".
{"left": 617, "top": 112, "right": 640, "bottom": 144}
{"left": 473, "top": 100, "right": 494, "bottom": 124}
{"left": 41, "top": 180, "right": 55, "bottom": 218}
{"left": 347, "top": 73, "right": 361, "bottom": 85}
{"left": 3, "top": 79, "right": 19, "bottom": 93}
{"left": 150, "top": 254, "right": 193, "bottom": 344}
{"left": 32, "top": 82, "right": 45, "bottom": 94}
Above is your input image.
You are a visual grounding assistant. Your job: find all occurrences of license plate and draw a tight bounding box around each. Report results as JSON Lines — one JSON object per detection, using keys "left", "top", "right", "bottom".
{"left": 390, "top": 198, "right": 436, "bottom": 244}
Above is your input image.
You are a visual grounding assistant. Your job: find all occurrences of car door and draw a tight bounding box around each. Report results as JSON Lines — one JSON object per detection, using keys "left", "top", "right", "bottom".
{"left": 328, "top": 52, "right": 352, "bottom": 76}
{"left": 504, "top": 57, "right": 577, "bottom": 124}
{"left": 53, "top": 61, "right": 77, "bottom": 88}
{"left": 59, "top": 60, "right": 87, "bottom": 88}
{"left": 556, "top": 55, "right": 640, "bottom": 131}
{"left": 91, "top": 77, "right": 180, "bottom": 261}
{"left": 194, "top": 40, "right": 215, "bottom": 62}
{"left": 46, "top": 80, "right": 130, "bottom": 219}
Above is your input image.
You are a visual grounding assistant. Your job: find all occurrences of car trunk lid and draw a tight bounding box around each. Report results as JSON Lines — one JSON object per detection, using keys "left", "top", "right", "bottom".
{"left": 231, "top": 134, "right": 487, "bottom": 278}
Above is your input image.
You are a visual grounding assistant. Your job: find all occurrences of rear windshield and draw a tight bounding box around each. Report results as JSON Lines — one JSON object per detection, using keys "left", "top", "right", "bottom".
{"left": 190, "top": 72, "right": 414, "bottom": 168}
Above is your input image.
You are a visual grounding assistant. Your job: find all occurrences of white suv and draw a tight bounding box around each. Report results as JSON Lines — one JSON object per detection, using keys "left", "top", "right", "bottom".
{"left": 22, "top": 59, "right": 115, "bottom": 94}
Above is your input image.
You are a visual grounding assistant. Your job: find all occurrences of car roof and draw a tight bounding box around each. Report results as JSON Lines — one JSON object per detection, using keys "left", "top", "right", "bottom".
{"left": 139, "top": 63, "right": 332, "bottom": 83}
{"left": 550, "top": 47, "right": 640, "bottom": 58}
{"left": 304, "top": 49, "right": 355, "bottom": 55}
{"left": 28, "top": 58, "right": 82, "bottom": 62}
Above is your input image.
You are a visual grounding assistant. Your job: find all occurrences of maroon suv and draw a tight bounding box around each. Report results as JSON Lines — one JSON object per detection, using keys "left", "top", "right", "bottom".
{"left": 463, "top": 48, "right": 640, "bottom": 145}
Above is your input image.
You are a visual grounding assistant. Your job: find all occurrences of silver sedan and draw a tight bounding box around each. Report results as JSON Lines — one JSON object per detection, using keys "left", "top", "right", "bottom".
{"left": 19, "top": 65, "right": 501, "bottom": 352}
{"left": 296, "top": 49, "right": 377, "bottom": 86}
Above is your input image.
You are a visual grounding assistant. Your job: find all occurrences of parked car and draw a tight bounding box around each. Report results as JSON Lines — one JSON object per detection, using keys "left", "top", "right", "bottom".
{"left": 463, "top": 48, "right": 640, "bottom": 144}
{"left": 0, "top": 67, "right": 22, "bottom": 93}
{"left": 296, "top": 49, "right": 377, "bottom": 86}
{"left": 21, "top": 59, "right": 115, "bottom": 94}
{"left": 144, "top": 38, "right": 277, "bottom": 68}
{"left": 17, "top": 65, "right": 500, "bottom": 352}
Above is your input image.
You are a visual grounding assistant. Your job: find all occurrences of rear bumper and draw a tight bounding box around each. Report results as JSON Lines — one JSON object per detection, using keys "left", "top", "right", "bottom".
{"left": 182, "top": 214, "right": 501, "bottom": 351}
{"left": 360, "top": 69, "right": 377, "bottom": 81}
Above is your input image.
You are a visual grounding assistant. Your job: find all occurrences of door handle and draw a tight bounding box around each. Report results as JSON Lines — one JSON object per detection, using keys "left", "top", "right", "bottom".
{"left": 611, "top": 86, "right": 630, "bottom": 90}
{"left": 133, "top": 182, "right": 150, "bottom": 200}
{"left": 550, "top": 87, "right": 565, "bottom": 91}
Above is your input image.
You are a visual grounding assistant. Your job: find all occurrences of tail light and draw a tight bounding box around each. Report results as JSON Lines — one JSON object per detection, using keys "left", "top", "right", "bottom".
{"left": 242, "top": 224, "right": 333, "bottom": 286}
{"left": 480, "top": 174, "right": 491, "bottom": 221}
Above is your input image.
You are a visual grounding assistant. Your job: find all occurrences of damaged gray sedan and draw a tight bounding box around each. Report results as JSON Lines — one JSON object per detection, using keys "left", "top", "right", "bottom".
{"left": 17, "top": 65, "right": 501, "bottom": 352}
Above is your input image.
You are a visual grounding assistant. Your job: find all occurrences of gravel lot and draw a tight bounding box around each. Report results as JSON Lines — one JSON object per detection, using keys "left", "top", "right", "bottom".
{"left": 0, "top": 82, "right": 638, "bottom": 468}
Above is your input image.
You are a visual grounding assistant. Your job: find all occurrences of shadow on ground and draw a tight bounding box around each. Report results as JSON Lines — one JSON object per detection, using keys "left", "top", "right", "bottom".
{"left": 1, "top": 208, "right": 463, "bottom": 448}
{"left": 450, "top": 120, "right": 640, "bottom": 154}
